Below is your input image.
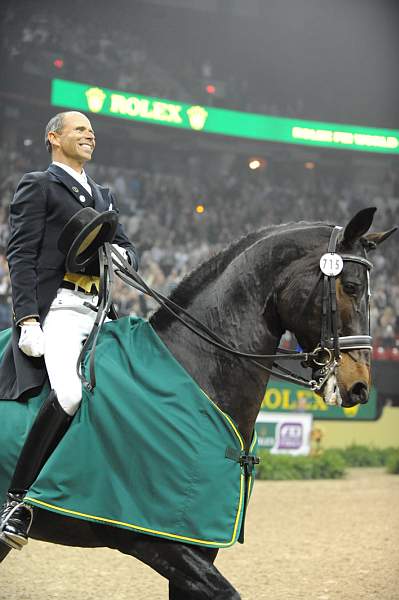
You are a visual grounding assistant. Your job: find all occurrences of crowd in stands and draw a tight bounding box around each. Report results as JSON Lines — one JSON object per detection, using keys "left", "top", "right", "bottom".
{"left": 0, "top": 3, "right": 397, "bottom": 356}
{"left": 0, "top": 139, "right": 398, "bottom": 359}
{"left": 2, "top": 0, "right": 397, "bottom": 133}
{"left": 1, "top": 3, "right": 304, "bottom": 118}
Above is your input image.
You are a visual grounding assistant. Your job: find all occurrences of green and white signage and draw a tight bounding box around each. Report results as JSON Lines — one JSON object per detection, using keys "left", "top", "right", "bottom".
{"left": 255, "top": 412, "right": 313, "bottom": 455}
{"left": 51, "top": 78, "right": 399, "bottom": 154}
{"left": 261, "top": 379, "right": 378, "bottom": 421}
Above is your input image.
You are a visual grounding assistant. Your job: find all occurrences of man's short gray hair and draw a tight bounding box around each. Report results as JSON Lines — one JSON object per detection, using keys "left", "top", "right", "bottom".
{"left": 44, "top": 113, "right": 67, "bottom": 153}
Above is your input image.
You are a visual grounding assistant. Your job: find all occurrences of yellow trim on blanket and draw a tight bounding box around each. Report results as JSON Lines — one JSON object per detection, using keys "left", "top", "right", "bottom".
{"left": 250, "top": 430, "right": 258, "bottom": 453}
{"left": 231, "top": 471, "right": 245, "bottom": 542}
{"left": 199, "top": 389, "right": 245, "bottom": 451}
{"left": 25, "top": 474, "right": 245, "bottom": 548}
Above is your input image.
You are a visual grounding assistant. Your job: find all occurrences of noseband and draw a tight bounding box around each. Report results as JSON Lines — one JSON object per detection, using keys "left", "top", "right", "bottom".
{"left": 78, "top": 227, "right": 373, "bottom": 395}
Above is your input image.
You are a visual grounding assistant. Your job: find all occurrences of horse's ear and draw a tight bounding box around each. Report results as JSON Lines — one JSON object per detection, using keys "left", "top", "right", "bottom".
{"left": 342, "top": 207, "right": 377, "bottom": 247}
{"left": 362, "top": 226, "right": 397, "bottom": 251}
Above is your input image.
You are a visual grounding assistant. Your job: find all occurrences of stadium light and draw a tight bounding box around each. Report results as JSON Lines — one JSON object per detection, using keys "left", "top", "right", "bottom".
{"left": 248, "top": 158, "right": 267, "bottom": 170}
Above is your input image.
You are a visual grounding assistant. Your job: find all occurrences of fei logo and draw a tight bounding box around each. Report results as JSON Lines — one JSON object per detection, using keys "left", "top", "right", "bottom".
{"left": 277, "top": 422, "right": 303, "bottom": 450}
{"left": 256, "top": 412, "right": 312, "bottom": 455}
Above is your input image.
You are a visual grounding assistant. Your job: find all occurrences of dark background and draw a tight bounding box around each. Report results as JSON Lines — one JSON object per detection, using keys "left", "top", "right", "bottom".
{"left": 0, "top": 0, "right": 398, "bottom": 406}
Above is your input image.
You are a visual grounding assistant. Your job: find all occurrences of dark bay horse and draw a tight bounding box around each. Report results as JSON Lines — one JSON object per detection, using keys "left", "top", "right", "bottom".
{"left": 0, "top": 207, "right": 395, "bottom": 599}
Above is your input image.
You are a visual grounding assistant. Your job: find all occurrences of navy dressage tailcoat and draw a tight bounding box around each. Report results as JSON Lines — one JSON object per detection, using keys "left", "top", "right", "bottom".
{"left": 0, "top": 164, "right": 138, "bottom": 400}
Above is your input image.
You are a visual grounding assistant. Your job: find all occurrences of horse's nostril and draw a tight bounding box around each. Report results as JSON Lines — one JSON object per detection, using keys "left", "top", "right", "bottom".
{"left": 349, "top": 382, "right": 369, "bottom": 404}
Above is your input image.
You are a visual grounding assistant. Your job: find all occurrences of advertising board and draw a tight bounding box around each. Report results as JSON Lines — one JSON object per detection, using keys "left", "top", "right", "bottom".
{"left": 255, "top": 412, "right": 313, "bottom": 455}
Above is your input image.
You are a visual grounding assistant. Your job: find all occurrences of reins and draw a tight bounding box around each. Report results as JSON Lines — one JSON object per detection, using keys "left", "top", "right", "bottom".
{"left": 77, "top": 227, "right": 373, "bottom": 395}
{"left": 77, "top": 245, "right": 318, "bottom": 391}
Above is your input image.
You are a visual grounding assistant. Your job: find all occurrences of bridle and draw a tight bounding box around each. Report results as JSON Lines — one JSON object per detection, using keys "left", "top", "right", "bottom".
{"left": 300, "top": 225, "right": 373, "bottom": 391}
{"left": 77, "top": 226, "right": 373, "bottom": 394}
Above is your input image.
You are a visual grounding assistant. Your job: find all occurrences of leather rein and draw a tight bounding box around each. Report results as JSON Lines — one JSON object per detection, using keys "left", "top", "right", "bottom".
{"left": 77, "top": 227, "right": 373, "bottom": 394}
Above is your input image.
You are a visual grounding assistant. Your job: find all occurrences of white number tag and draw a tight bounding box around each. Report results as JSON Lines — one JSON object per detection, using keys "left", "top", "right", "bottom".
{"left": 319, "top": 253, "right": 343, "bottom": 276}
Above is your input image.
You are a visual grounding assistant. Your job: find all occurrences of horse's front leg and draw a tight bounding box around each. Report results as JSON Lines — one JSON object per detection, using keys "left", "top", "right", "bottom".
{"left": 105, "top": 527, "right": 240, "bottom": 599}
{"left": 168, "top": 546, "right": 240, "bottom": 600}
{"left": 154, "top": 542, "right": 239, "bottom": 600}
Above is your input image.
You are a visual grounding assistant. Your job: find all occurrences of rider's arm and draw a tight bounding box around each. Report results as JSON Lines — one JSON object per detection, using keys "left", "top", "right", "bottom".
{"left": 7, "top": 173, "right": 47, "bottom": 325}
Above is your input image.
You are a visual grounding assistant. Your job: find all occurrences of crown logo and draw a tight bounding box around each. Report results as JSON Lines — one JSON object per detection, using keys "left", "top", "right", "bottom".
{"left": 186, "top": 105, "right": 208, "bottom": 131}
{"left": 85, "top": 87, "right": 107, "bottom": 113}
{"left": 343, "top": 404, "right": 360, "bottom": 417}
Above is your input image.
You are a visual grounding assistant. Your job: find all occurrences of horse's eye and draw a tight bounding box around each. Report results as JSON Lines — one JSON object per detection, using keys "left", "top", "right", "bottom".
{"left": 343, "top": 282, "right": 358, "bottom": 296}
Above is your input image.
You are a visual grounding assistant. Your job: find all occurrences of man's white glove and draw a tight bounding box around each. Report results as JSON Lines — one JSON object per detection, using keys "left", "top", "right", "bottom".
{"left": 112, "top": 244, "right": 128, "bottom": 267}
{"left": 18, "top": 323, "right": 45, "bottom": 357}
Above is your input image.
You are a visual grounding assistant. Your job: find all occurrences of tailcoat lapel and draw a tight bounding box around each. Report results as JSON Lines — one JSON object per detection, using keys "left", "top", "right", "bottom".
{"left": 86, "top": 175, "right": 108, "bottom": 212}
{"left": 47, "top": 164, "right": 92, "bottom": 207}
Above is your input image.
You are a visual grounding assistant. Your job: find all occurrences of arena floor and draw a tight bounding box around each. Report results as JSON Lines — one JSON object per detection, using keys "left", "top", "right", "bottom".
{"left": 1, "top": 468, "right": 398, "bottom": 600}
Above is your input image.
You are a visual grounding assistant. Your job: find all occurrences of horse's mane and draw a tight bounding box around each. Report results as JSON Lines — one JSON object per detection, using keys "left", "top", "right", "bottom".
{"left": 150, "top": 220, "right": 331, "bottom": 328}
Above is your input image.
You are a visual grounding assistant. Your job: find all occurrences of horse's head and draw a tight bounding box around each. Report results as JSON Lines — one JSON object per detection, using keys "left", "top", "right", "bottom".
{"left": 276, "top": 208, "right": 396, "bottom": 408}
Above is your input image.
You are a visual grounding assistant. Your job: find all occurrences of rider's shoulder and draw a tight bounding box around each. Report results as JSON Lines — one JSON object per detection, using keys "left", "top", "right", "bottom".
{"left": 19, "top": 170, "right": 49, "bottom": 183}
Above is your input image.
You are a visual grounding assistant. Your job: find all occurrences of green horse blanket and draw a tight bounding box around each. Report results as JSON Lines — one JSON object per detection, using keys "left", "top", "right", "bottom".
{"left": 0, "top": 317, "right": 256, "bottom": 548}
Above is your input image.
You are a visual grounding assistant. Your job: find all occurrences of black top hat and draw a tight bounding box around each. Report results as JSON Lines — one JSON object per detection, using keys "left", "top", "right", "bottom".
{"left": 58, "top": 207, "right": 119, "bottom": 272}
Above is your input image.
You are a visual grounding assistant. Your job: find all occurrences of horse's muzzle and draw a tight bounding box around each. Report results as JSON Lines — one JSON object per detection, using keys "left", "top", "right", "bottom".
{"left": 346, "top": 381, "right": 369, "bottom": 406}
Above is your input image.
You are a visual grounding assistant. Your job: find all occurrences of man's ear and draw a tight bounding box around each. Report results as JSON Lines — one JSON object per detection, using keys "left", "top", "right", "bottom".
{"left": 47, "top": 131, "right": 60, "bottom": 151}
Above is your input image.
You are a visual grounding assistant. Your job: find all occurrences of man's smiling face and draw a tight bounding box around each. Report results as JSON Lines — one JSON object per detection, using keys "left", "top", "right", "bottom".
{"left": 49, "top": 111, "right": 96, "bottom": 171}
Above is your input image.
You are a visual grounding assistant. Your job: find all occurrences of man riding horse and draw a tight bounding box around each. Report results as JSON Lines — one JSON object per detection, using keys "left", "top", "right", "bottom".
{"left": 0, "top": 111, "right": 138, "bottom": 549}
{"left": 0, "top": 190, "right": 395, "bottom": 596}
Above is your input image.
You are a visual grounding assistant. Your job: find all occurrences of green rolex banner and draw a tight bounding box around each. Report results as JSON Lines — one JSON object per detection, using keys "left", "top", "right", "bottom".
{"left": 0, "top": 318, "right": 256, "bottom": 548}
{"left": 51, "top": 78, "right": 399, "bottom": 154}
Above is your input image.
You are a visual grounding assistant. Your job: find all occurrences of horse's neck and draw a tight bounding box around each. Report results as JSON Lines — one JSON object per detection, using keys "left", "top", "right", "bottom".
{"left": 155, "top": 241, "right": 281, "bottom": 448}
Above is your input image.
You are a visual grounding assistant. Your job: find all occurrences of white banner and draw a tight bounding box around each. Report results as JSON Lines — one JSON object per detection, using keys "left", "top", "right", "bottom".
{"left": 255, "top": 412, "right": 313, "bottom": 456}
